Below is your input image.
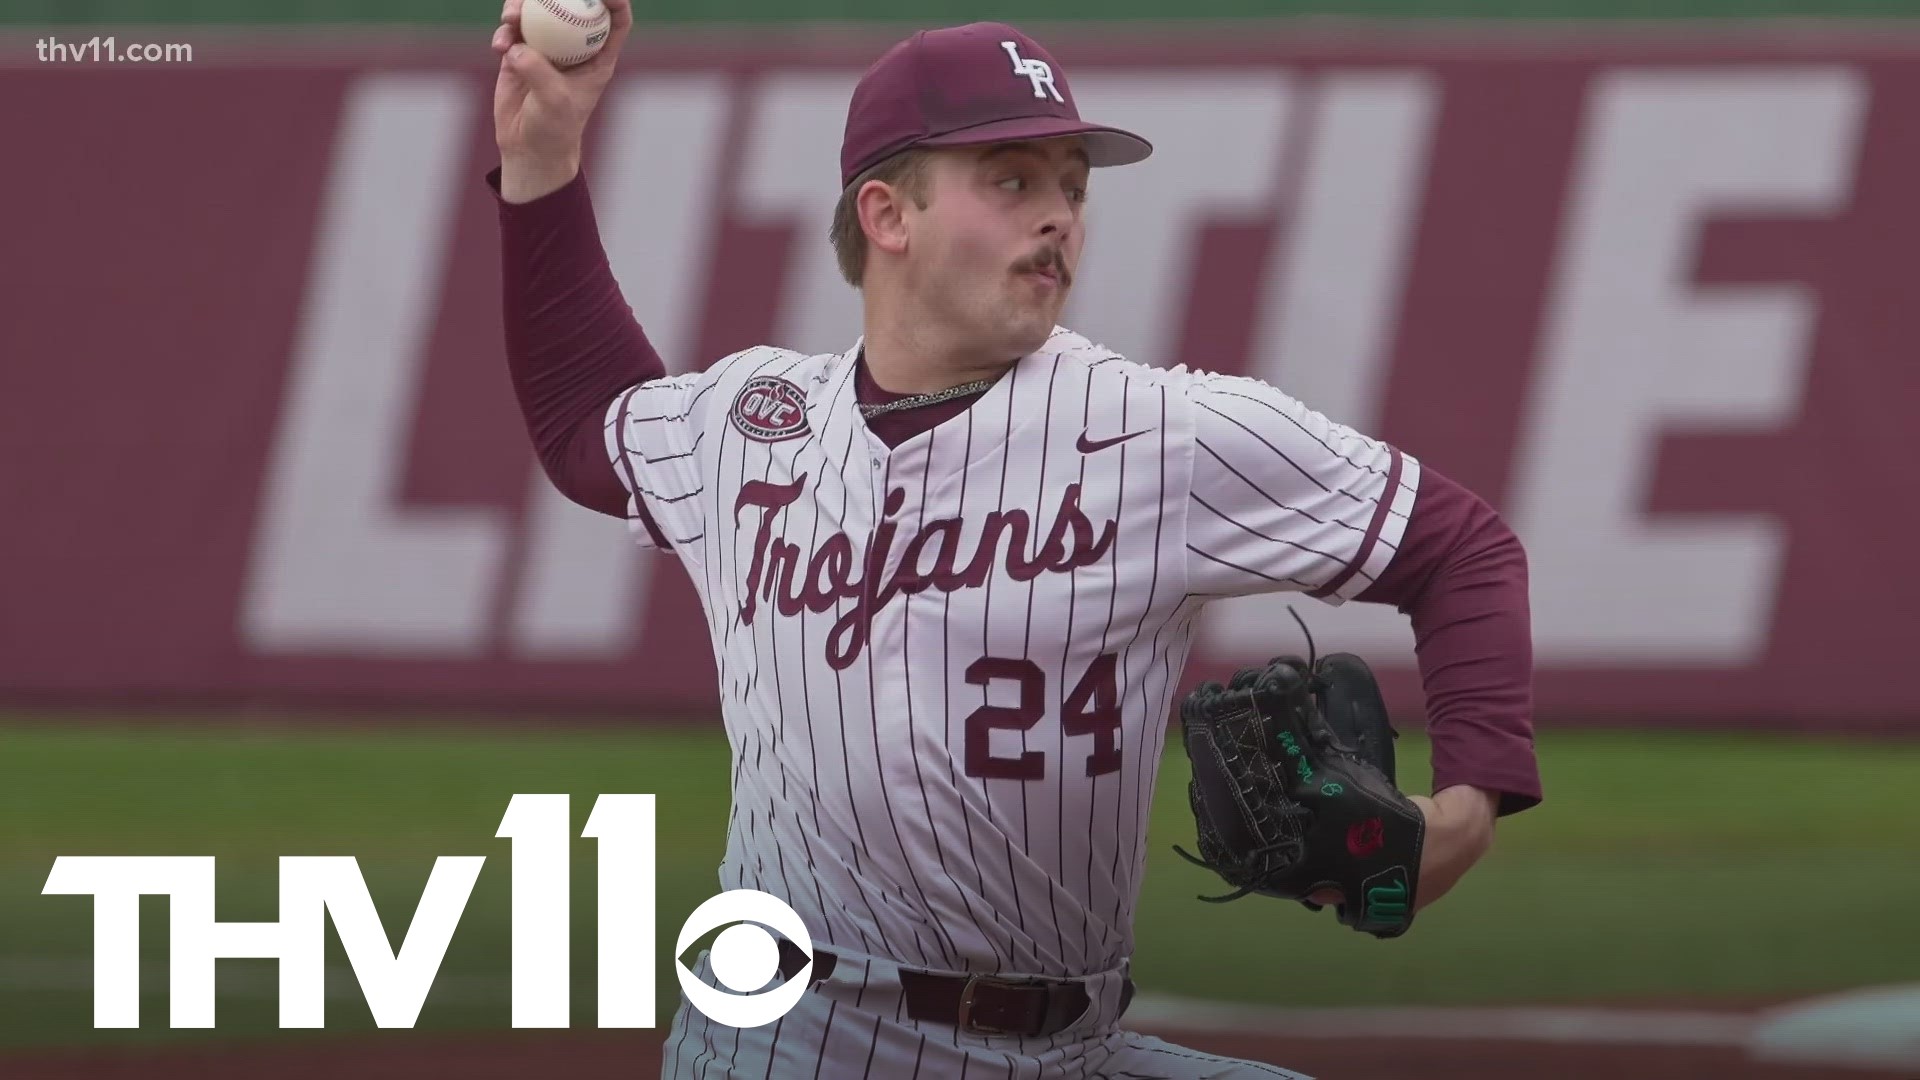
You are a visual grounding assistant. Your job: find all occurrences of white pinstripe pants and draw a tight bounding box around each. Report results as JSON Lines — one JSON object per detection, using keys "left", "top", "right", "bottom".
{"left": 661, "top": 948, "right": 1313, "bottom": 1080}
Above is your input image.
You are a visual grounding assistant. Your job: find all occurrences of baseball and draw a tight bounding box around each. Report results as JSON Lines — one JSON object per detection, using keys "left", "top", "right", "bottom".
{"left": 517, "top": 0, "right": 611, "bottom": 68}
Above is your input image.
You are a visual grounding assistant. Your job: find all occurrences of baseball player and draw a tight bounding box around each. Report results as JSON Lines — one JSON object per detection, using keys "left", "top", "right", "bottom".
{"left": 489, "top": 7, "right": 1542, "bottom": 1077}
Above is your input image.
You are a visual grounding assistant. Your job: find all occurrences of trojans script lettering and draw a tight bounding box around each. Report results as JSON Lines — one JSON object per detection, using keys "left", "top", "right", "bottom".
{"left": 733, "top": 475, "right": 1117, "bottom": 668}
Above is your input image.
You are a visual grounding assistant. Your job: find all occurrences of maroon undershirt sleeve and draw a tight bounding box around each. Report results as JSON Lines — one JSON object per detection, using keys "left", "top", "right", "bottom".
{"left": 489, "top": 167, "right": 660, "bottom": 520}
{"left": 1355, "top": 466, "right": 1543, "bottom": 817}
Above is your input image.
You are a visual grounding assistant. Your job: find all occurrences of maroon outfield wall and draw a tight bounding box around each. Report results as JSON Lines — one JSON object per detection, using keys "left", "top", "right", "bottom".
{"left": 3, "top": 29, "right": 1918, "bottom": 726}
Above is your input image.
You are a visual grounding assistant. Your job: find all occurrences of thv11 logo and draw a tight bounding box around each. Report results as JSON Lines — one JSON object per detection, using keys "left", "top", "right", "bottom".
{"left": 41, "top": 794, "right": 813, "bottom": 1030}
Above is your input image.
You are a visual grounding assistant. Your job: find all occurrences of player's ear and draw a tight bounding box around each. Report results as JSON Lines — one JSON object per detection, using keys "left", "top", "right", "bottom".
{"left": 857, "top": 179, "right": 911, "bottom": 258}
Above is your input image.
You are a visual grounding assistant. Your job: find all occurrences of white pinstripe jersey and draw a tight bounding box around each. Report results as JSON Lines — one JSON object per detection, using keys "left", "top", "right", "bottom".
{"left": 606, "top": 327, "right": 1419, "bottom": 978}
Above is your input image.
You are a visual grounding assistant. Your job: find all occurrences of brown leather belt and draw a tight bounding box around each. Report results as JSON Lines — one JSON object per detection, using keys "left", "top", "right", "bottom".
{"left": 775, "top": 939, "right": 1132, "bottom": 1039}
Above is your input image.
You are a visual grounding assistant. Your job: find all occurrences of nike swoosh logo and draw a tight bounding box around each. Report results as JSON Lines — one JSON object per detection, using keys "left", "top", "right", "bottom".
{"left": 1076, "top": 429, "right": 1147, "bottom": 453}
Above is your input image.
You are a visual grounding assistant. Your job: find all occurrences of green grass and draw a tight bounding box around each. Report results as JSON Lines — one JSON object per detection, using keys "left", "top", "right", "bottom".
{"left": 1, "top": 717, "right": 1916, "bottom": 1050}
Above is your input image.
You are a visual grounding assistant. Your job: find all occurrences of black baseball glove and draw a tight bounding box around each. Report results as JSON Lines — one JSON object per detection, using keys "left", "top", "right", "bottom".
{"left": 1174, "top": 644, "right": 1424, "bottom": 938}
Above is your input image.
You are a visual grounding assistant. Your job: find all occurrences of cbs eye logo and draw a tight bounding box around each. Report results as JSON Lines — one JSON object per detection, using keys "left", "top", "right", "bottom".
{"left": 675, "top": 889, "right": 815, "bottom": 1027}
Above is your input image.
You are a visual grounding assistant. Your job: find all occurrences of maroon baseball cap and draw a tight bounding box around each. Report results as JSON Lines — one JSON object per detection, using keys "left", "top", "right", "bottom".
{"left": 839, "top": 22, "right": 1153, "bottom": 189}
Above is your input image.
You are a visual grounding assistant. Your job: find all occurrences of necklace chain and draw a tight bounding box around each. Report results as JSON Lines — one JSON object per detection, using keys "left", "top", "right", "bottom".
{"left": 857, "top": 377, "right": 998, "bottom": 419}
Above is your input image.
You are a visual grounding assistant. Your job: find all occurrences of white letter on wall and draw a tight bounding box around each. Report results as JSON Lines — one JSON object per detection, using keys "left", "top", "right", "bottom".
{"left": 243, "top": 76, "right": 500, "bottom": 654}
{"left": 1064, "top": 73, "right": 1291, "bottom": 364}
{"left": 738, "top": 73, "right": 865, "bottom": 358}
{"left": 1512, "top": 69, "right": 1864, "bottom": 662}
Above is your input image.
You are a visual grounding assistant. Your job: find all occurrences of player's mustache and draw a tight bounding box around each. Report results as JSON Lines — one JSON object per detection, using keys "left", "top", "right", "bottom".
{"left": 1012, "top": 247, "right": 1071, "bottom": 287}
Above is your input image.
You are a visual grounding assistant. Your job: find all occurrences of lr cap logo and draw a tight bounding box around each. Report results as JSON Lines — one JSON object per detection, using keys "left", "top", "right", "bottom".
{"left": 730, "top": 376, "right": 810, "bottom": 442}
{"left": 1001, "top": 41, "right": 1065, "bottom": 103}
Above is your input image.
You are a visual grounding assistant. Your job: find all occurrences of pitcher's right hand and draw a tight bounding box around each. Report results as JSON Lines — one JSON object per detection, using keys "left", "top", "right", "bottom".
{"left": 492, "top": 0, "right": 634, "bottom": 202}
